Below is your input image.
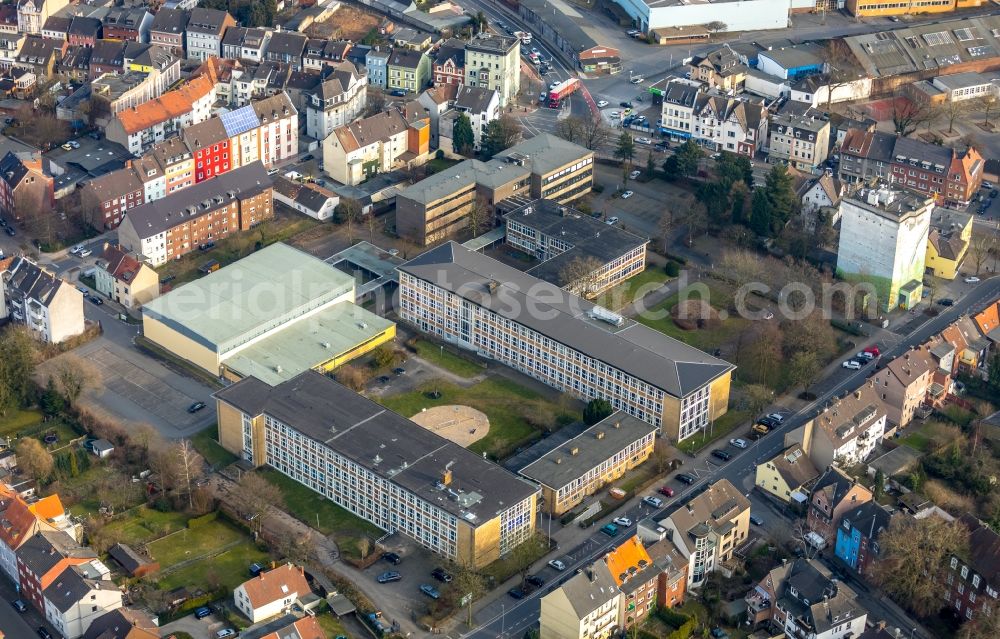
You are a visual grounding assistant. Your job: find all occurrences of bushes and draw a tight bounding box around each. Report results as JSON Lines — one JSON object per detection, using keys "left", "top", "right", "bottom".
{"left": 665, "top": 261, "right": 680, "bottom": 277}
{"left": 187, "top": 512, "right": 218, "bottom": 528}
{"left": 336, "top": 364, "right": 371, "bottom": 391}
{"left": 831, "top": 318, "right": 866, "bottom": 336}
{"left": 583, "top": 398, "right": 613, "bottom": 425}
{"left": 668, "top": 618, "right": 697, "bottom": 639}
{"left": 370, "top": 345, "right": 404, "bottom": 370}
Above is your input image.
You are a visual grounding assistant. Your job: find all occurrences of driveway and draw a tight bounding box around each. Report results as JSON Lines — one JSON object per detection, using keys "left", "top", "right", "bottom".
{"left": 160, "top": 611, "right": 228, "bottom": 639}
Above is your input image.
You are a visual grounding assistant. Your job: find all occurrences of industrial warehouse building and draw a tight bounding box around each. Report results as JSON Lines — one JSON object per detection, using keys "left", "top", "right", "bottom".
{"left": 141, "top": 242, "right": 394, "bottom": 385}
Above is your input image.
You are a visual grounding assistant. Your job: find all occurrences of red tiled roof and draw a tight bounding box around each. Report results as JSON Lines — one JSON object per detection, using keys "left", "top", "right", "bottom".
{"left": 117, "top": 75, "right": 215, "bottom": 134}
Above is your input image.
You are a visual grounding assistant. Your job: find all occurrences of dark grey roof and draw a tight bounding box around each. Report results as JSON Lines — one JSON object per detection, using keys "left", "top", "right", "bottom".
{"left": 434, "top": 39, "right": 465, "bottom": 67}
{"left": 892, "top": 135, "right": 952, "bottom": 168}
{"left": 519, "top": 412, "right": 656, "bottom": 489}
{"left": 266, "top": 31, "right": 307, "bottom": 58}
{"left": 214, "top": 371, "right": 539, "bottom": 524}
{"left": 388, "top": 48, "right": 424, "bottom": 70}
{"left": 3, "top": 257, "right": 71, "bottom": 307}
{"left": 759, "top": 44, "right": 824, "bottom": 70}
{"left": 42, "top": 16, "right": 71, "bottom": 33}
{"left": 82, "top": 608, "right": 158, "bottom": 639}
{"left": 186, "top": 7, "right": 231, "bottom": 34}
{"left": 44, "top": 564, "right": 117, "bottom": 613}
{"left": 102, "top": 7, "right": 150, "bottom": 31}
{"left": 124, "top": 162, "right": 271, "bottom": 238}
{"left": 16, "top": 531, "right": 95, "bottom": 578}
{"left": 662, "top": 80, "right": 699, "bottom": 108}
{"left": 107, "top": 543, "right": 149, "bottom": 574}
{"left": 68, "top": 16, "right": 102, "bottom": 37}
{"left": 399, "top": 242, "right": 734, "bottom": 398}
{"left": 0, "top": 150, "right": 28, "bottom": 188}
{"left": 90, "top": 39, "right": 126, "bottom": 66}
{"left": 839, "top": 501, "right": 891, "bottom": 542}
{"left": 553, "top": 562, "right": 620, "bottom": 618}
{"left": 149, "top": 8, "right": 189, "bottom": 35}
{"left": 454, "top": 85, "right": 496, "bottom": 114}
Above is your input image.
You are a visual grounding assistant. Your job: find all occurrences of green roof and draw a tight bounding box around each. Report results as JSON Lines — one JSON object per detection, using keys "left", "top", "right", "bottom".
{"left": 221, "top": 301, "right": 394, "bottom": 386}
{"left": 142, "top": 243, "right": 355, "bottom": 354}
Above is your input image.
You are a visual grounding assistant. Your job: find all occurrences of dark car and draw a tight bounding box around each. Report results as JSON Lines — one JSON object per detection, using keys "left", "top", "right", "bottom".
{"left": 11, "top": 599, "right": 27, "bottom": 612}
{"left": 199, "top": 241, "right": 216, "bottom": 251}
{"left": 187, "top": 401, "right": 206, "bottom": 413}
{"left": 756, "top": 416, "right": 780, "bottom": 429}
{"left": 37, "top": 627, "right": 53, "bottom": 639}
{"left": 991, "top": 189, "right": 998, "bottom": 198}
{"left": 390, "top": 89, "right": 407, "bottom": 97}
{"left": 6, "top": 226, "right": 15, "bottom": 236}
{"left": 507, "top": 587, "right": 526, "bottom": 600}
{"left": 431, "top": 567, "right": 453, "bottom": 583}
{"left": 88, "top": 295, "right": 104, "bottom": 305}
{"left": 383, "top": 551, "right": 402, "bottom": 565}
{"left": 676, "top": 473, "right": 695, "bottom": 485}
{"left": 393, "top": 367, "right": 406, "bottom": 375}
{"left": 300, "top": 154, "right": 314, "bottom": 162}
{"left": 377, "top": 375, "right": 390, "bottom": 383}
{"left": 194, "top": 606, "right": 213, "bottom": 619}
{"left": 938, "top": 298, "right": 955, "bottom": 306}
{"left": 526, "top": 574, "right": 545, "bottom": 588}
{"left": 658, "top": 485, "right": 675, "bottom": 497}
{"left": 377, "top": 571, "right": 402, "bottom": 583}
{"left": 159, "top": 275, "right": 176, "bottom": 285}
{"left": 419, "top": 584, "right": 441, "bottom": 599}
{"left": 619, "top": 101, "right": 633, "bottom": 108}
{"left": 711, "top": 449, "right": 732, "bottom": 462}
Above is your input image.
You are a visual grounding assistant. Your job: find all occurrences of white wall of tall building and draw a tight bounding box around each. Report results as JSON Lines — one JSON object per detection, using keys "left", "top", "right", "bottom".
{"left": 792, "top": 78, "right": 873, "bottom": 107}
{"left": 612, "top": 0, "right": 791, "bottom": 33}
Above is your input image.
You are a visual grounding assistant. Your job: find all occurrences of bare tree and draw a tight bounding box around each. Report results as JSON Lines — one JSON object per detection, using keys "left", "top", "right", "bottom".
{"left": 16, "top": 438, "right": 54, "bottom": 483}
{"left": 891, "top": 92, "right": 938, "bottom": 136}
{"left": 558, "top": 256, "right": 605, "bottom": 298}
{"left": 941, "top": 99, "right": 968, "bottom": 135}
{"left": 335, "top": 198, "right": 360, "bottom": 243}
{"left": 705, "top": 21, "right": 727, "bottom": 33}
{"left": 582, "top": 116, "right": 610, "bottom": 151}
{"left": 466, "top": 195, "right": 491, "bottom": 236}
{"left": 821, "top": 41, "right": 862, "bottom": 111}
{"left": 175, "top": 439, "right": 203, "bottom": 510}
{"left": 366, "top": 212, "right": 378, "bottom": 244}
{"left": 969, "top": 231, "right": 998, "bottom": 276}
{"left": 656, "top": 209, "right": 674, "bottom": 253}
{"left": 232, "top": 472, "right": 284, "bottom": 535}
{"left": 555, "top": 116, "right": 585, "bottom": 144}
{"left": 363, "top": 87, "right": 387, "bottom": 117}
{"left": 974, "top": 94, "right": 998, "bottom": 128}
{"left": 452, "top": 569, "right": 487, "bottom": 625}
{"left": 52, "top": 354, "right": 101, "bottom": 405}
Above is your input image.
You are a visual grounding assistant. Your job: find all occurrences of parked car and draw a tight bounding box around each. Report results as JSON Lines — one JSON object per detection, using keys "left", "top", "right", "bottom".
{"left": 621, "top": 190, "right": 634, "bottom": 199}
{"left": 525, "top": 574, "right": 545, "bottom": 588}
{"left": 749, "top": 514, "right": 764, "bottom": 526}
{"left": 377, "top": 571, "right": 402, "bottom": 584}
{"left": 389, "top": 89, "right": 407, "bottom": 97}
{"left": 5, "top": 226, "right": 14, "bottom": 236}
{"left": 710, "top": 628, "right": 730, "bottom": 639}
{"left": 606, "top": 216, "right": 619, "bottom": 225}
{"left": 629, "top": 170, "right": 641, "bottom": 179}
{"left": 11, "top": 599, "right": 26, "bottom": 612}
{"left": 991, "top": 189, "right": 998, "bottom": 198}
{"left": 383, "top": 552, "right": 402, "bottom": 565}
{"left": 38, "top": 627, "right": 54, "bottom": 639}
{"left": 842, "top": 360, "right": 862, "bottom": 370}
{"left": 938, "top": 298, "right": 954, "bottom": 306}
{"left": 187, "top": 401, "right": 206, "bottom": 413}
{"left": 636, "top": 137, "right": 652, "bottom": 145}
{"left": 596, "top": 100, "right": 609, "bottom": 108}
{"left": 548, "top": 559, "right": 566, "bottom": 571}
{"left": 216, "top": 630, "right": 235, "bottom": 638}
{"left": 507, "top": 587, "right": 526, "bottom": 600}
{"left": 613, "top": 517, "right": 633, "bottom": 527}
{"left": 76, "top": 285, "right": 88, "bottom": 293}
{"left": 419, "top": 584, "right": 441, "bottom": 599}
{"left": 61, "top": 143, "right": 73, "bottom": 151}
{"left": 658, "top": 485, "right": 675, "bottom": 497}
{"left": 863, "top": 346, "right": 880, "bottom": 357}
{"left": 765, "top": 413, "right": 784, "bottom": 424}
{"left": 642, "top": 496, "right": 663, "bottom": 508}
{"left": 70, "top": 244, "right": 84, "bottom": 255}
{"left": 965, "top": 276, "right": 981, "bottom": 283}
{"left": 431, "top": 567, "right": 453, "bottom": 583}
{"left": 711, "top": 449, "right": 732, "bottom": 462}
{"left": 393, "top": 367, "right": 406, "bottom": 375}
{"left": 87, "top": 295, "right": 103, "bottom": 305}
{"left": 601, "top": 523, "right": 619, "bottom": 537}
{"left": 78, "top": 248, "right": 92, "bottom": 258}
{"left": 199, "top": 241, "right": 216, "bottom": 251}
{"left": 676, "top": 473, "right": 695, "bottom": 485}
{"left": 730, "top": 438, "right": 748, "bottom": 449}
{"left": 619, "top": 101, "right": 633, "bottom": 108}
{"left": 194, "top": 606, "right": 213, "bottom": 619}
{"left": 856, "top": 351, "right": 874, "bottom": 361}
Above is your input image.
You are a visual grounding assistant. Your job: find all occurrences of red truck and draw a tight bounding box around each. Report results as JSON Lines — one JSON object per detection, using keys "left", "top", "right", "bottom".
{"left": 547, "top": 78, "right": 580, "bottom": 108}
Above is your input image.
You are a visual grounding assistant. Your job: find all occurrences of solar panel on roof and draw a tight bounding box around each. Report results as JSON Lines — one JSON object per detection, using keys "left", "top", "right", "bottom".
{"left": 220, "top": 105, "right": 260, "bottom": 137}
{"left": 954, "top": 28, "right": 975, "bottom": 42}
{"left": 968, "top": 46, "right": 992, "bottom": 58}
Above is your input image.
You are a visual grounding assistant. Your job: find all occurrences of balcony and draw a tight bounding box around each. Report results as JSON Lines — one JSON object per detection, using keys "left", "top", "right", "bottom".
{"left": 745, "top": 592, "right": 770, "bottom": 613}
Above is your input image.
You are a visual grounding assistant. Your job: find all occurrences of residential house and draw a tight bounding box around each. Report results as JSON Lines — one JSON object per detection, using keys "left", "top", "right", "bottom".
{"left": 0, "top": 487, "right": 57, "bottom": 582}
{"left": 234, "top": 563, "right": 314, "bottom": 623}
{"left": 417, "top": 83, "right": 459, "bottom": 150}
{"left": 243, "top": 91, "right": 299, "bottom": 167}
{"left": 221, "top": 26, "right": 271, "bottom": 62}
{"left": 59, "top": 45, "right": 92, "bottom": 81}
{"left": 101, "top": 7, "right": 152, "bottom": 43}
{"left": 302, "top": 39, "right": 352, "bottom": 72}
{"left": 926, "top": 207, "right": 973, "bottom": 280}
{"left": 659, "top": 80, "right": 700, "bottom": 141}
{"left": 44, "top": 563, "right": 122, "bottom": 639}
{"left": 658, "top": 479, "right": 750, "bottom": 588}
{"left": 304, "top": 61, "right": 367, "bottom": 140}
{"left": 518, "top": 413, "right": 657, "bottom": 516}
{"left": 755, "top": 445, "right": 820, "bottom": 505}
{"left": 264, "top": 31, "right": 306, "bottom": 71}
{"left": 973, "top": 298, "right": 1000, "bottom": 347}
{"left": 0, "top": 151, "right": 53, "bottom": 222}
{"left": 148, "top": 8, "right": 188, "bottom": 54}
{"left": 788, "top": 381, "right": 887, "bottom": 469}
{"left": 834, "top": 501, "right": 892, "bottom": 577}
{"left": 95, "top": 243, "right": 159, "bottom": 309}
{"left": 540, "top": 561, "right": 621, "bottom": 639}
{"left": 17, "top": 0, "right": 69, "bottom": 35}
{"left": 40, "top": 15, "right": 69, "bottom": 40}
{"left": 691, "top": 92, "right": 768, "bottom": 157}
{"left": 387, "top": 48, "right": 429, "bottom": 94}
{"left": 81, "top": 608, "right": 160, "bottom": 639}
{"left": 939, "top": 317, "right": 989, "bottom": 379}
{"left": 891, "top": 138, "right": 983, "bottom": 207}
{"left": 838, "top": 127, "right": 896, "bottom": 184}
{"left": 117, "top": 162, "right": 272, "bottom": 266}
{"left": 0, "top": 5, "right": 16, "bottom": 34}
{"left": 184, "top": 8, "right": 234, "bottom": 62}
{"left": 799, "top": 172, "right": 845, "bottom": 221}
{"left": 433, "top": 38, "right": 465, "bottom": 85}
{"left": 249, "top": 616, "right": 324, "bottom": 639}
{"left": 366, "top": 47, "right": 390, "bottom": 89}
{"left": 945, "top": 514, "right": 1000, "bottom": 622}
{"left": 67, "top": 17, "right": 101, "bottom": 47}
{"left": 805, "top": 466, "right": 873, "bottom": 545}
{"left": 605, "top": 536, "right": 659, "bottom": 629}
{"left": 15, "top": 530, "right": 99, "bottom": 610}
{"left": 464, "top": 35, "right": 519, "bottom": 107}
{"left": 688, "top": 46, "right": 749, "bottom": 92}
{"left": 644, "top": 534, "right": 688, "bottom": 609}
{"left": 0, "top": 256, "right": 84, "bottom": 344}
{"left": 768, "top": 109, "right": 831, "bottom": 173}
{"left": 0, "top": 31, "right": 25, "bottom": 68}
{"left": 867, "top": 345, "right": 936, "bottom": 431}
{"left": 88, "top": 39, "right": 126, "bottom": 80}
{"left": 322, "top": 105, "right": 429, "bottom": 186}
{"left": 745, "top": 558, "right": 868, "bottom": 638}
{"left": 105, "top": 74, "right": 216, "bottom": 155}
{"left": 272, "top": 176, "right": 338, "bottom": 221}
{"left": 80, "top": 163, "right": 145, "bottom": 229}
{"left": 439, "top": 84, "right": 498, "bottom": 152}
{"left": 15, "top": 35, "right": 64, "bottom": 77}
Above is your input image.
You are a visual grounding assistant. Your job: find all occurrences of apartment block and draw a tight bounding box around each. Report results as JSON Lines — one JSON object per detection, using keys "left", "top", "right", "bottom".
{"left": 398, "top": 242, "right": 734, "bottom": 441}
{"left": 215, "top": 370, "right": 538, "bottom": 568}
{"left": 464, "top": 35, "right": 520, "bottom": 107}
{"left": 787, "top": 381, "right": 887, "bottom": 469}
{"left": 658, "top": 80, "right": 768, "bottom": 156}
{"left": 867, "top": 345, "right": 936, "bottom": 430}
{"left": 768, "top": 109, "right": 831, "bottom": 173}
{"left": 755, "top": 445, "right": 820, "bottom": 505}
{"left": 0, "top": 256, "right": 84, "bottom": 344}
{"left": 105, "top": 73, "right": 216, "bottom": 155}
{"left": 945, "top": 514, "right": 1000, "bottom": 622}
{"left": 606, "top": 536, "right": 659, "bottom": 628}
{"left": 184, "top": 8, "right": 234, "bottom": 62}
{"left": 148, "top": 8, "right": 188, "bottom": 54}
{"left": 305, "top": 61, "right": 367, "bottom": 140}
{"left": 94, "top": 243, "right": 159, "bottom": 310}
{"left": 540, "top": 561, "right": 621, "bottom": 639}
{"left": 117, "top": 162, "right": 272, "bottom": 266}
{"left": 520, "top": 413, "right": 656, "bottom": 515}
{"left": 0, "top": 151, "right": 53, "bottom": 223}
{"left": 504, "top": 198, "right": 647, "bottom": 297}
{"left": 834, "top": 501, "right": 892, "bottom": 577}
{"left": 387, "top": 48, "right": 430, "bottom": 94}
{"left": 805, "top": 467, "right": 873, "bottom": 545}
{"left": 322, "top": 104, "right": 429, "bottom": 186}
{"left": 433, "top": 38, "right": 465, "bottom": 85}
{"left": 658, "top": 479, "right": 750, "bottom": 588}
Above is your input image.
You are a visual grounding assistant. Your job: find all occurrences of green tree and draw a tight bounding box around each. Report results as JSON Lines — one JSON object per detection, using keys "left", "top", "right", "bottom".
{"left": 989, "top": 351, "right": 1000, "bottom": 389}
{"left": 16, "top": 438, "right": 54, "bottom": 484}
{"left": 715, "top": 152, "right": 753, "bottom": 188}
{"left": 481, "top": 114, "right": 522, "bottom": 158}
{"left": 452, "top": 113, "right": 475, "bottom": 156}
{"left": 787, "top": 351, "right": 820, "bottom": 390}
{"left": 40, "top": 378, "right": 65, "bottom": 416}
{"left": 583, "top": 398, "right": 613, "bottom": 425}
{"left": 662, "top": 140, "right": 702, "bottom": 180}
{"left": 0, "top": 326, "right": 36, "bottom": 414}
{"left": 696, "top": 181, "right": 731, "bottom": 225}
{"left": 69, "top": 450, "right": 79, "bottom": 478}
{"left": 874, "top": 469, "right": 886, "bottom": 500}
{"left": 749, "top": 188, "right": 771, "bottom": 236}
{"left": 645, "top": 150, "right": 655, "bottom": 179}
{"left": 614, "top": 132, "right": 635, "bottom": 167}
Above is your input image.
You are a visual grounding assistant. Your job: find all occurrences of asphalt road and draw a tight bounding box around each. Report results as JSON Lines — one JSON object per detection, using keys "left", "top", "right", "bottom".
{"left": 459, "top": 275, "right": 1000, "bottom": 639}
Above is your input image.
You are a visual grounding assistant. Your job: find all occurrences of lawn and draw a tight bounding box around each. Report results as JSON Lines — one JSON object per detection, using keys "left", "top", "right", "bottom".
{"left": 0, "top": 410, "right": 82, "bottom": 449}
{"left": 0, "top": 408, "right": 46, "bottom": 437}
{"left": 897, "top": 420, "right": 954, "bottom": 453}
{"left": 412, "top": 339, "right": 483, "bottom": 378}
{"left": 102, "top": 506, "right": 190, "bottom": 546}
{"left": 259, "top": 468, "right": 383, "bottom": 561}
{"left": 156, "top": 540, "right": 270, "bottom": 593}
{"left": 191, "top": 426, "right": 238, "bottom": 469}
{"left": 634, "top": 284, "right": 749, "bottom": 353}
{"left": 316, "top": 611, "right": 354, "bottom": 638}
{"left": 592, "top": 267, "right": 671, "bottom": 312}
{"left": 677, "top": 409, "right": 749, "bottom": 455}
{"left": 376, "top": 377, "right": 578, "bottom": 460}
{"left": 147, "top": 519, "right": 249, "bottom": 567}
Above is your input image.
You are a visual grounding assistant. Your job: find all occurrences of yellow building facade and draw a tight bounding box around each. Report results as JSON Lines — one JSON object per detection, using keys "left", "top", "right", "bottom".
{"left": 846, "top": 0, "right": 981, "bottom": 18}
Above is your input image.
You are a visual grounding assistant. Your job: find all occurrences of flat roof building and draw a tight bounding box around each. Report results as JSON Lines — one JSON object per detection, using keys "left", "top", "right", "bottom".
{"left": 215, "top": 370, "right": 539, "bottom": 567}
{"left": 398, "top": 242, "right": 734, "bottom": 442}
{"left": 520, "top": 413, "right": 657, "bottom": 515}
{"left": 142, "top": 242, "right": 395, "bottom": 385}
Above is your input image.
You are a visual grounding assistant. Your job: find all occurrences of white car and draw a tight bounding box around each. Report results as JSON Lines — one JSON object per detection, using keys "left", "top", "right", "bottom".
{"left": 596, "top": 100, "right": 609, "bottom": 108}
{"left": 762, "top": 310, "right": 774, "bottom": 320}
{"left": 606, "top": 216, "right": 619, "bottom": 225}
{"left": 621, "top": 190, "right": 634, "bottom": 199}
{"left": 630, "top": 76, "right": 644, "bottom": 84}
{"left": 765, "top": 413, "right": 784, "bottom": 424}
{"left": 842, "top": 360, "right": 862, "bottom": 370}
{"left": 856, "top": 351, "right": 874, "bottom": 361}
{"left": 965, "top": 276, "right": 981, "bottom": 283}
{"left": 730, "top": 438, "right": 748, "bottom": 449}
{"left": 613, "top": 517, "right": 633, "bottom": 527}
{"left": 69, "top": 244, "right": 84, "bottom": 255}
{"left": 548, "top": 559, "right": 566, "bottom": 571}
{"left": 636, "top": 137, "right": 652, "bottom": 145}
{"left": 78, "top": 248, "right": 92, "bottom": 258}
{"left": 642, "top": 496, "right": 663, "bottom": 508}
{"left": 609, "top": 111, "right": 621, "bottom": 118}
{"left": 629, "top": 170, "right": 641, "bottom": 179}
